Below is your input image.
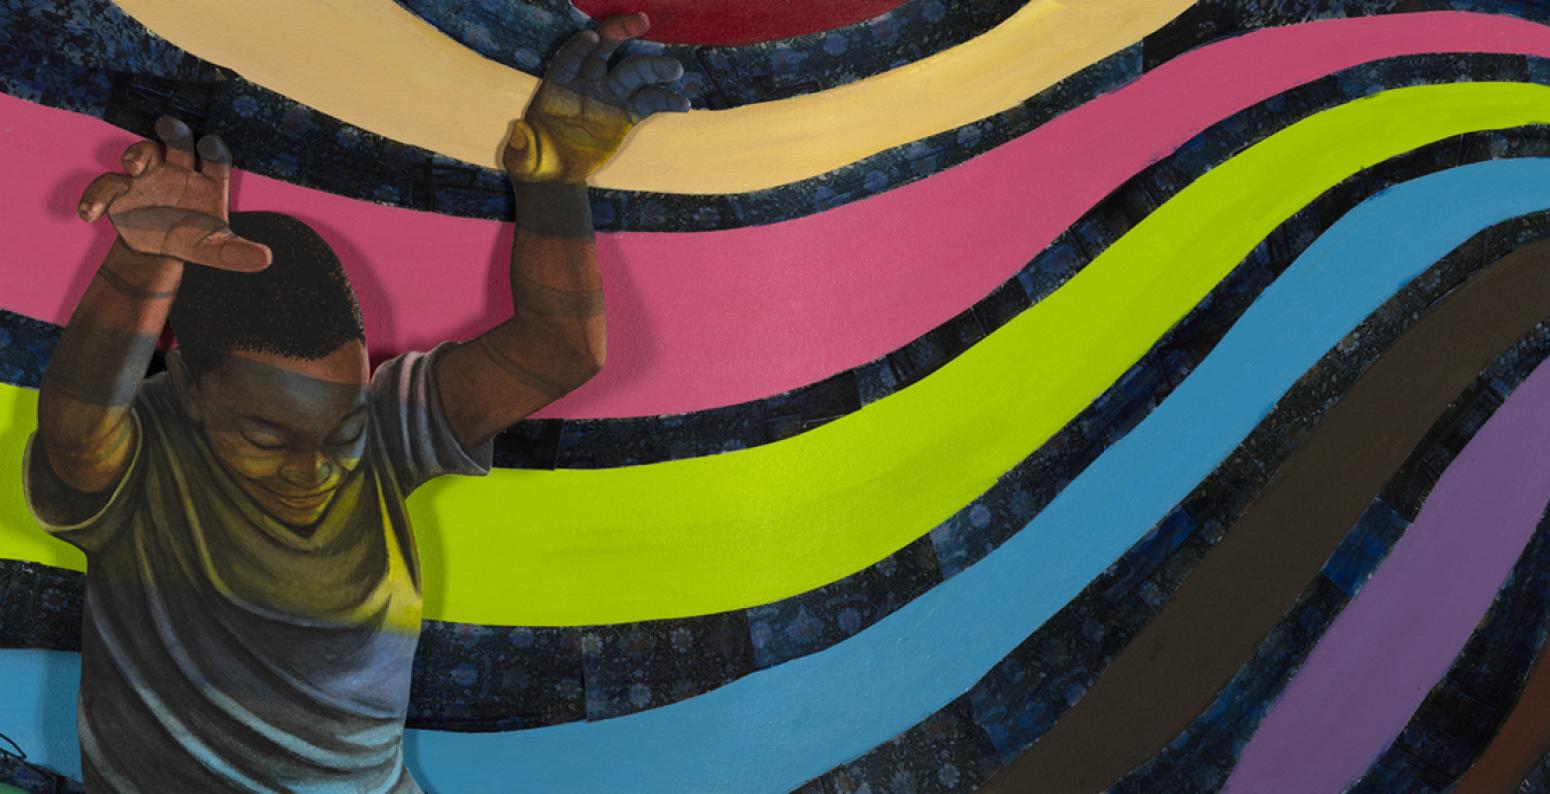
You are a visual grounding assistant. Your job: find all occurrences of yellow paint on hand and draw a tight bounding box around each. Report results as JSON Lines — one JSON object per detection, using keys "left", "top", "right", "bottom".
{"left": 5, "top": 84, "right": 1549, "bottom": 627}
{"left": 106, "top": 0, "right": 1193, "bottom": 194}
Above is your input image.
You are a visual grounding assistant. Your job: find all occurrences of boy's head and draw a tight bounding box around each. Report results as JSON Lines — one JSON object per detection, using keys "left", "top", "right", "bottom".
{"left": 168, "top": 212, "right": 370, "bottom": 529}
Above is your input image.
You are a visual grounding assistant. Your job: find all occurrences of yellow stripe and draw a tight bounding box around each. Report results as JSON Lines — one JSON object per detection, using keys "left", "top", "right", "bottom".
{"left": 6, "top": 84, "right": 1548, "bottom": 627}
{"left": 107, "top": 0, "right": 1193, "bottom": 194}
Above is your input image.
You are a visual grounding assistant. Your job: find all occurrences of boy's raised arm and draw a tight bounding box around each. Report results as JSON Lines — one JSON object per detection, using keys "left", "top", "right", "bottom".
{"left": 39, "top": 118, "right": 270, "bottom": 493}
{"left": 435, "top": 14, "right": 689, "bottom": 450}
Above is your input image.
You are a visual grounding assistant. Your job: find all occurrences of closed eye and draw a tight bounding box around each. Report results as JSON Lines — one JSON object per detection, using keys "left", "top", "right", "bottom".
{"left": 242, "top": 429, "right": 287, "bottom": 449}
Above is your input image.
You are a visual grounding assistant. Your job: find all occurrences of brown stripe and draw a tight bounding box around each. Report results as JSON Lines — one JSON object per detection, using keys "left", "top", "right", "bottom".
{"left": 1455, "top": 643, "right": 1550, "bottom": 792}
{"left": 981, "top": 238, "right": 1550, "bottom": 793}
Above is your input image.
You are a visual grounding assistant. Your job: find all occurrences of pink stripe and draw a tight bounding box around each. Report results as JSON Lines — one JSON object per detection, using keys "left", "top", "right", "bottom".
{"left": 1224, "top": 362, "right": 1550, "bottom": 794}
{"left": 3, "top": 11, "right": 1550, "bottom": 418}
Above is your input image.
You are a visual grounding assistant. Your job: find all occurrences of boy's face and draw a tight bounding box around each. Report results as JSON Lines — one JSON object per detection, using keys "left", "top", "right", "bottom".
{"left": 179, "top": 341, "right": 370, "bottom": 529}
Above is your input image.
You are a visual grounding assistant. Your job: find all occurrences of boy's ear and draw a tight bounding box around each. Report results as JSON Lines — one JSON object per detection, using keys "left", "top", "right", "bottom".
{"left": 166, "top": 350, "right": 204, "bottom": 424}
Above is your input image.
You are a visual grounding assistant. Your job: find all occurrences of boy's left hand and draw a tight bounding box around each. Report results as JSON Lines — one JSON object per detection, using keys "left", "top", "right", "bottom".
{"left": 504, "top": 13, "right": 689, "bottom": 184}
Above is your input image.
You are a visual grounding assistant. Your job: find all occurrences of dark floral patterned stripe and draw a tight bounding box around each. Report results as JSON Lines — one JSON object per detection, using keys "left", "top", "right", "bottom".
{"left": 7, "top": 136, "right": 1546, "bottom": 736}
{"left": 395, "top": 0, "right": 1023, "bottom": 110}
{"left": 0, "top": 310, "right": 58, "bottom": 391}
{"left": 1519, "top": 741, "right": 1550, "bottom": 792}
{"left": 794, "top": 217, "right": 1550, "bottom": 793}
{"left": 3, "top": 55, "right": 1545, "bottom": 474}
{"left": 0, "top": 746, "right": 82, "bottom": 794}
{"left": 4, "top": 1, "right": 1550, "bottom": 230}
{"left": 0, "top": 562, "right": 81, "bottom": 654}
{"left": 0, "top": 0, "right": 215, "bottom": 80}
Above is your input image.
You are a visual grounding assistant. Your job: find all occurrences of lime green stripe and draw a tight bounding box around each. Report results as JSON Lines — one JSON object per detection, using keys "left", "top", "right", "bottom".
{"left": 5, "top": 83, "right": 1549, "bottom": 627}
{"left": 0, "top": 387, "right": 61, "bottom": 571}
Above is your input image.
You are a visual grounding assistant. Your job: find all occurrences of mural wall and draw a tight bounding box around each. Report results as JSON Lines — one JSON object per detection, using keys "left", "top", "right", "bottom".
{"left": 7, "top": 0, "right": 1550, "bottom": 791}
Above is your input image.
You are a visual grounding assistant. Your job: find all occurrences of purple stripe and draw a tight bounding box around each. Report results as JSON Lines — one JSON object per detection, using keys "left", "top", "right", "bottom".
{"left": 1223, "top": 357, "right": 1550, "bottom": 794}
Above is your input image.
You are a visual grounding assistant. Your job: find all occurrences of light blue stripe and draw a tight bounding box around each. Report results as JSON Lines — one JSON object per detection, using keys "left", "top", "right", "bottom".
{"left": 1, "top": 649, "right": 79, "bottom": 775}
{"left": 8, "top": 159, "right": 1550, "bottom": 793}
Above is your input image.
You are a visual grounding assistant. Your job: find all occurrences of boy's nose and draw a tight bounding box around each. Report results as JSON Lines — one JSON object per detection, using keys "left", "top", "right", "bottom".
{"left": 279, "top": 452, "right": 333, "bottom": 487}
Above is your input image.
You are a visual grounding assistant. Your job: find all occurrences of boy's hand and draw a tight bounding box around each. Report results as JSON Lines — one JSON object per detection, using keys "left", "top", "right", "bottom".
{"left": 504, "top": 14, "right": 689, "bottom": 184}
{"left": 77, "top": 116, "right": 272, "bottom": 272}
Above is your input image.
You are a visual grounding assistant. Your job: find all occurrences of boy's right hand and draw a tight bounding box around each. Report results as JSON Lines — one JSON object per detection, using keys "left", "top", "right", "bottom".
{"left": 77, "top": 116, "right": 272, "bottom": 273}
{"left": 505, "top": 14, "right": 688, "bottom": 185}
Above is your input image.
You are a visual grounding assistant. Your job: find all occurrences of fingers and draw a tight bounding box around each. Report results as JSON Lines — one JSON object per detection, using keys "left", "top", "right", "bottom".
{"left": 196, "top": 135, "right": 233, "bottom": 216}
{"left": 608, "top": 56, "right": 684, "bottom": 99}
{"left": 77, "top": 174, "right": 132, "bottom": 222}
{"left": 120, "top": 141, "right": 162, "bottom": 177}
{"left": 143, "top": 120, "right": 231, "bottom": 178}
{"left": 155, "top": 116, "right": 196, "bottom": 170}
{"left": 196, "top": 135, "right": 232, "bottom": 183}
{"left": 581, "top": 13, "right": 648, "bottom": 83}
{"left": 196, "top": 234, "right": 273, "bottom": 273}
{"left": 157, "top": 212, "right": 271, "bottom": 272}
{"left": 548, "top": 30, "right": 599, "bottom": 85}
{"left": 626, "top": 85, "right": 691, "bottom": 119}
{"left": 111, "top": 207, "right": 270, "bottom": 271}
{"left": 596, "top": 12, "right": 650, "bottom": 41}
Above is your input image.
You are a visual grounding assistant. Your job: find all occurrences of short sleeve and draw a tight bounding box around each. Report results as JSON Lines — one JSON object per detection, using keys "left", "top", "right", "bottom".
{"left": 369, "top": 342, "right": 494, "bottom": 495}
{"left": 21, "top": 410, "right": 144, "bottom": 556}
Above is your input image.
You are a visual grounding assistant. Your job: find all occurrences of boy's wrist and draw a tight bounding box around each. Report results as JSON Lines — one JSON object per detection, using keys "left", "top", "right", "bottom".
{"left": 100, "top": 237, "right": 184, "bottom": 299}
{"left": 512, "top": 181, "right": 595, "bottom": 238}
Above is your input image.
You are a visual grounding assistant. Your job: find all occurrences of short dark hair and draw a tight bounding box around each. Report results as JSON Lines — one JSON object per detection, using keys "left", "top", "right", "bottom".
{"left": 170, "top": 212, "right": 364, "bottom": 377}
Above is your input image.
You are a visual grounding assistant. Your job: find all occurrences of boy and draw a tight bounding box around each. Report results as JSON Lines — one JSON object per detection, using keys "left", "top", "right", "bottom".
{"left": 23, "top": 15, "right": 686, "bottom": 792}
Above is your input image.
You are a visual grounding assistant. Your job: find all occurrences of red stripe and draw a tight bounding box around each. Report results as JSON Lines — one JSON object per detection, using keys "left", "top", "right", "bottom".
{"left": 571, "top": 0, "right": 910, "bottom": 45}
